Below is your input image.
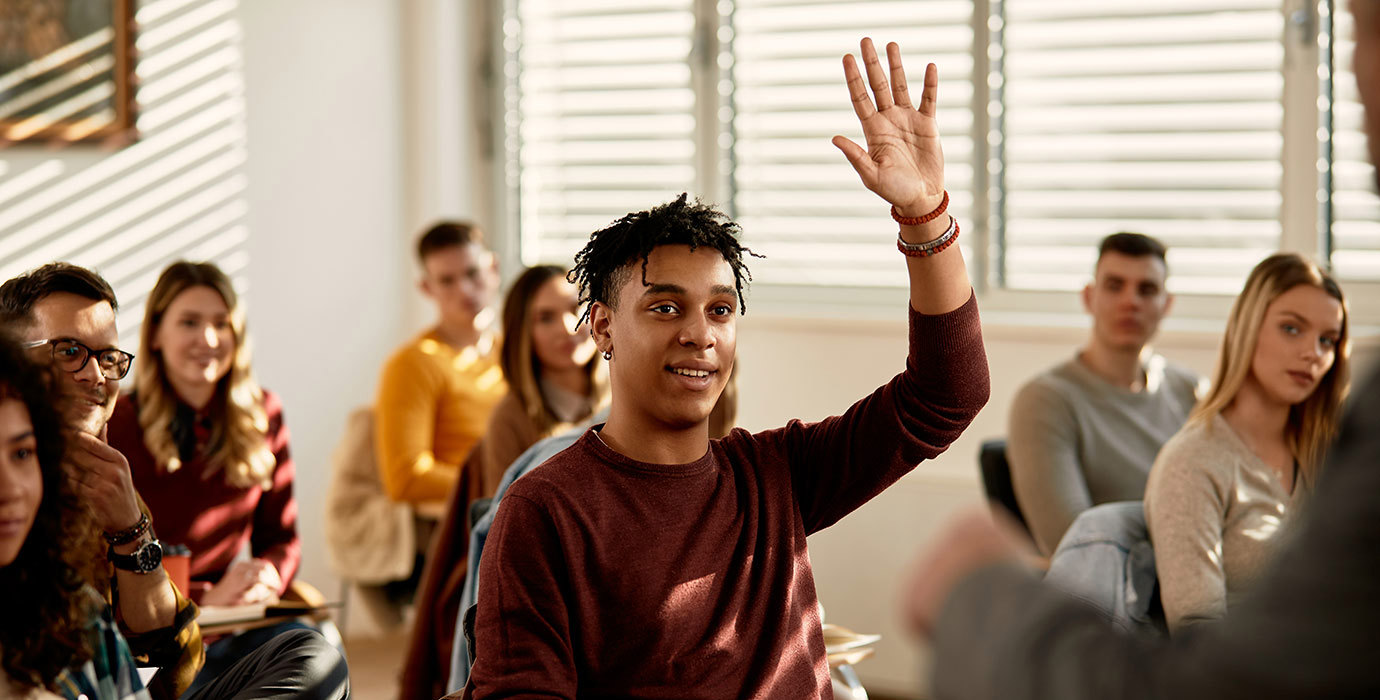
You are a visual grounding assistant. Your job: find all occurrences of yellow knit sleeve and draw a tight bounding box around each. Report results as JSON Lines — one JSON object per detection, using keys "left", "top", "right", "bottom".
{"left": 375, "top": 347, "right": 461, "bottom": 503}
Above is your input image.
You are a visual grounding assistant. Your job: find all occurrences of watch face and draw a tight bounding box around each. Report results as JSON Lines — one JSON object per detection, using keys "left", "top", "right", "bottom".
{"left": 134, "top": 540, "right": 163, "bottom": 573}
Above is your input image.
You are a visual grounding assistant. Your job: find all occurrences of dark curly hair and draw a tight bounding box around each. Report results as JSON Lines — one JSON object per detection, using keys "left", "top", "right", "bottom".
{"left": 568, "top": 193, "right": 763, "bottom": 327}
{"left": 0, "top": 332, "right": 100, "bottom": 692}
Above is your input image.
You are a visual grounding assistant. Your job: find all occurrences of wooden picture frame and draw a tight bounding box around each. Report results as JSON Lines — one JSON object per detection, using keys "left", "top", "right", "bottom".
{"left": 0, "top": 0, "right": 137, "bottom": 145}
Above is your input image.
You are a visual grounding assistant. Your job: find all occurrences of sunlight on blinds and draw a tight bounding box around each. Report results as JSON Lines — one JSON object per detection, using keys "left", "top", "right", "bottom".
{"left": 0, "top": 0, "right": 250, "bottom": 345}
{"left": 1329, "top": 4, "right": 1380, "bottom": 280}
{"left": 730, "top": 0, "right": 976, "bottom": 288}
{"left": 1001, "top": 0, "right": 1284, "bottom": 293}
{"left": 512, "top": 0, "right": 699, "bottom": 266}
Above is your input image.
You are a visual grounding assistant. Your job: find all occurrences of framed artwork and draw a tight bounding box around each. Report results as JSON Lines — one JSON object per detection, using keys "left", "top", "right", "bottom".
{"left": 0, "top": 0, "right": 136, "bottom": 144}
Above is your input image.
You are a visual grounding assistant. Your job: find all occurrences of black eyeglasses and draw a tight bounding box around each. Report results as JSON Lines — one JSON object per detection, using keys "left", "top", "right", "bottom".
{"left": 23, "top": 338, "right": 135, "bottom": 380}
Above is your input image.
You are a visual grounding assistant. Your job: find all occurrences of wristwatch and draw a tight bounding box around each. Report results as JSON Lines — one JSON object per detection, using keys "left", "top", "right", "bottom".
{"left": 109, "top": 538, "right": 164, "bottom": 574}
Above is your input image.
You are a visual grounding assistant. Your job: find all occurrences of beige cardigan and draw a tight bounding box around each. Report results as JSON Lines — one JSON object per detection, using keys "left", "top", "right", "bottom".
{"left": 1144, "top": 413, "right": 1300, "bottom": 633}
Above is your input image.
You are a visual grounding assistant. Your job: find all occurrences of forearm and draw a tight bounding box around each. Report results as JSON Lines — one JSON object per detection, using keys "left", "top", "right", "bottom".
{"left": 114, "top": 559, "right": 177, "bottom": 632}
{"left": 900, "top": 214, "right": 972, "bottom": 315}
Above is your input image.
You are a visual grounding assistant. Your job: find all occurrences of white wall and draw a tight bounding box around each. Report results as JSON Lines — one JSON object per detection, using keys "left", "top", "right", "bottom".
{"left": 235, "top": 0, "right": 411, "bottom": 606}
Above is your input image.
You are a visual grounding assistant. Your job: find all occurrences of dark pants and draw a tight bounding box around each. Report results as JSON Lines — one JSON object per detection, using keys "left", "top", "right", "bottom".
{"left": 182, "top": 627, "right": 349, "bottom": 700}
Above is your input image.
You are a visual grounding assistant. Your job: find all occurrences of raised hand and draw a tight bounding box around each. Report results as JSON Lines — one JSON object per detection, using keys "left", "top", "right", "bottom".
{"left": 832, "top": 38, "right": 946, "bottom": 218}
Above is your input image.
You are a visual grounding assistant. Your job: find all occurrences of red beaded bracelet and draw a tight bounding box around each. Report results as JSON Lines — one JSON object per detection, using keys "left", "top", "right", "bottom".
{"left": 897, "top": 217, "right": 960, "bottom": 258}
{"left": 891, "top": 190, "right": 949, "bottom": 226}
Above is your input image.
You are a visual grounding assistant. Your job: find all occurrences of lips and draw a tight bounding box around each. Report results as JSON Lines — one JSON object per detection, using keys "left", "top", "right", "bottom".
{"left": 1287, "top": 370, "right": 1316, "bottom": 388}
{"left": 666, "top": 361, "right": 717, "bottom": 390}
{"left": 0, "top": 517, "right": 28, "bottom": 538}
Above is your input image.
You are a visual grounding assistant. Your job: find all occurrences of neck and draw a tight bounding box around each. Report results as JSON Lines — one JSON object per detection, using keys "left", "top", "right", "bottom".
{"left": 598, "top": 407, "right": 709, "bottom": 464}
{"left": 1078, "top": 341, "right": 1147, "bottom": 391}
{"left": 171, "top": 379, "right": 216, "bottom": 411}
{"left": 542, "top": 365, "right": 590, "bottom": 397}
{"left": 434, "top": 316, "right": 482, "bottom": 349}
{"left": 1220, "top": 379, "right": 1292, "bottom": 452}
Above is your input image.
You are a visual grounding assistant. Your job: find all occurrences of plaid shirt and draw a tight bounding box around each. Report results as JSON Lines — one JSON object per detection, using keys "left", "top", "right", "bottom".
{"left": 54, "top": 603, "right": 151, "bottom": 700}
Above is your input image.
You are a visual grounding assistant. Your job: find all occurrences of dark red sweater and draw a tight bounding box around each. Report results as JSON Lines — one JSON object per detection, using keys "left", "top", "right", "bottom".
{"left": 107, "top": 390, "right": 300, "bottom": 603}
{"left": 465, "top": 295, "right": 989, "bottom": 699}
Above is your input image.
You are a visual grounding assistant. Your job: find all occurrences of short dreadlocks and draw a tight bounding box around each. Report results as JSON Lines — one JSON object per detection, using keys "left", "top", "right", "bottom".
{"left": 568, "top": 193, "right": 762, "bottom": 326}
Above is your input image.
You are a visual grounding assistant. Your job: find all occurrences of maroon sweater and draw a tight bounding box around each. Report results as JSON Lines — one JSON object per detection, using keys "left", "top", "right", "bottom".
{"left": 465, "top": 295, "right": 989, "bottom": 699}
{"left": 107, "top": 390, "right": 300, "bottom": 603}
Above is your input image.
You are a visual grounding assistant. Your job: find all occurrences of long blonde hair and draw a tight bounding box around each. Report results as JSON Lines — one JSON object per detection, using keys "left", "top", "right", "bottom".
{"left": 499, "top": 265, "right": 608, "bottom": 436}
{"left": 1190, "top": 253, "right": 1350, "bottom": 487}
{"left": 135, "top": 261, "right": 274, "bottom": 489}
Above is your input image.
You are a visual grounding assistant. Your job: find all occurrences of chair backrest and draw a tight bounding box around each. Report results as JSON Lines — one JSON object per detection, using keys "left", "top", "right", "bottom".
{"left": 978, "top": 438, "right": 1032, "bottom": 538}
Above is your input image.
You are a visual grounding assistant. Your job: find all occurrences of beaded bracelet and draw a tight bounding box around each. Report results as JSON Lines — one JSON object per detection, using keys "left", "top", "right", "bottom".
{"left": 891, "top": 190, "right": 949, "bottom": 226}
{"left": 104, "top": 511, "right": 151, "bottom": 546}
{"left": 897, "top": 216, "right": 960, "bottom": 258}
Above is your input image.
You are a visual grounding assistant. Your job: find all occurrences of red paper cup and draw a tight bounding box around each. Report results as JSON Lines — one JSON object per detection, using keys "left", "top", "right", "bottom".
{"left": 163, "top": 548, "right": 190, "bottom": 596}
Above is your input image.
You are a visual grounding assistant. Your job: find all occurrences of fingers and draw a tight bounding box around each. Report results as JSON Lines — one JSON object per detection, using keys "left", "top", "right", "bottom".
{"left": 918, "top": 62, "right": 939, "bottom": 118}
{"left": 887, "top": 42, "right": 912, "bottom": 108}
{"left": 860, "top": 37, "right": 893, "bottom": 111}
{"left": 832, "top": 135, "right": 877, "bottom": 182}
{"left": 842, "top": 54, "right": 876, "bottom": 122}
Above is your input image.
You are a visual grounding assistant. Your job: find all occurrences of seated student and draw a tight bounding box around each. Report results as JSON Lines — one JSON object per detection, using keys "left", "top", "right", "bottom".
{"left": 462, "top": 38, "right": 989, "bottom": 697}
{"left": 0, "top": 263, "right": 203, "bottom": 697}
{"left": 0, "top": 333, "right": 348, "bottom": 700}
{"left": 1145, "top": 252, "right": 1348, "bottom": 633}
{"left": 1008, "top": 232, "right": 1201, "bottom": 555}
{"left": 475, "top": 264, "right": 608, "bottom": 485}
{"left": 103, "top": 262, "right": 304, "bottom": 688}
{"left": 376, "top": 221, "right": 506, "bottom": 507}
{"left": 399, "top": 265, "right": 608, "bottom": 700}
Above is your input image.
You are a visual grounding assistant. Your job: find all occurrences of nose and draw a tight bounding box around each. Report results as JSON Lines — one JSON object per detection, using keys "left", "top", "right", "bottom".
{"left": 201, "top": 324, "right": 218, "bottom": 348}
{"left": 0, "top": 464, "right": 20, "bottom": 501}
{"left": 73, "top": 354, "right": 105, "bottom": 385}
{"left": 678, "top": 312, "right": 715, "bottom": 348}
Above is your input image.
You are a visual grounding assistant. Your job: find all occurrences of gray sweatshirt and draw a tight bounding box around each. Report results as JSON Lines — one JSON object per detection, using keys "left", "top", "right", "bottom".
{"left": 1008, "top": 352, "right": 1201, "bottom": 554}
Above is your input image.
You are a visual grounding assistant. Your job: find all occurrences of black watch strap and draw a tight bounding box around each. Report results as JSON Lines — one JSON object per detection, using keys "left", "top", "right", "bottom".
{"left": 109, "top": 539, "right": 163, "bottom": 574}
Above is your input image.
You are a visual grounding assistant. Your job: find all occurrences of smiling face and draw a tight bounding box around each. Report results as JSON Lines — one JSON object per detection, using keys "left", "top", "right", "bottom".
{"left": 1246, "top": 284, "right": 1345, "bottom": 407}
{"left": 0, "top": 396, "right": 42, "bottom": 568}
{"left": 1083, "top": 252, "right": 1172, "bottom": 354}
{"left": 25, "top": 293, "right": 121, "bottom": 435}
{"left": 154, "top": 285, "right": 236, "bottom": 403}
{"left": 592, "top": 245, "right": 738, "bottom": 432}
{"left": 529, "top": 276, "right": 597, "bottom": 374}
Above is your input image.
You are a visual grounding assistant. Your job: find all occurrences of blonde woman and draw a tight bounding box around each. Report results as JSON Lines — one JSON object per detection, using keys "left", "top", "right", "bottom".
{"left": 474, "top": 265, "right": 608, "bottom": 485}
{"left": 1145, "top": 252, "right": 1349, "bottom": 633}
{"left": 105, "top": 261, "right": 301, "bottom": 687}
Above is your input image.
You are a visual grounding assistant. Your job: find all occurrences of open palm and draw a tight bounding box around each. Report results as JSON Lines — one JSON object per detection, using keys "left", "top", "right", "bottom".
{"left": 833, "top": 39, "right": 946, "bottom": 216}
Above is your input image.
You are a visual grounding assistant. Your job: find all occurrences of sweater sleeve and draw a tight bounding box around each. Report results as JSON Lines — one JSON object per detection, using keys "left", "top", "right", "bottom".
{"left": 376, "top": 348, "right": 461, "bottom": 503}
{"left": 1007, "top": 379, "right": 1091, "bottom": 556}
{"left": 783, "top": 293, "right": 989, "bottom": 534}
{"left": 463, "top": 494, "right": 576, "bottom": 700}
{"left": 251, "top": 391, "right": 301, "bottom": 595}
{"left": 1144, "top": 436, "right": 1231, "bottom": 633}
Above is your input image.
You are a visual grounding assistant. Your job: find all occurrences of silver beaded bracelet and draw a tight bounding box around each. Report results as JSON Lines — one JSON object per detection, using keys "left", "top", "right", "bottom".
{"left": 896, "top": 215, "right": 957, "bottom": 255}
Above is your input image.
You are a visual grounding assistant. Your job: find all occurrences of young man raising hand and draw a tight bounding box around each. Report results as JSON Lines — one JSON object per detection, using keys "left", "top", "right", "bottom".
{"left": 463, "top": 38, "right": 988, "bottom": 698}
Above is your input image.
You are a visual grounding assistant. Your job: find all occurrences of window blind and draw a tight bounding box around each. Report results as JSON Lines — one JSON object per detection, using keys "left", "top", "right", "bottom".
{"left": 1000, "top": 0, "right": 1285, "bottom": 294}
{"left": 1328, "top": 4, "right": 1380, "bottom": 280}
{"left": 729, "top": 0, "right": 977, "bottom": 288}
{"left": 509, "top": 0, "right": 701, "bottom": 266}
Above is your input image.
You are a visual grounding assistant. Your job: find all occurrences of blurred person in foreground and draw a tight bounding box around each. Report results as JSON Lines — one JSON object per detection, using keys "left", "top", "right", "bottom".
{"left": 903, "top": 3, "right": 1380, "bottom": 696}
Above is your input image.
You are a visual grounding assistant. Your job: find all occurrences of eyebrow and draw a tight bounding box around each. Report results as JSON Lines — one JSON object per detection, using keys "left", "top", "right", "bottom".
{"left": 641, "top": 283, "right": 737, "bottom": 298}
{"left": 5, "top": 430, "right": 34, "bottom": 444}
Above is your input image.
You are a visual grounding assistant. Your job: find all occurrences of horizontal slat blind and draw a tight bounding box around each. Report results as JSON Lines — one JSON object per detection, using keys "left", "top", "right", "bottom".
{"left": 511, "top": 0, "right": 700, "bottom": 266}
{"left": 729, "top": 0, "right": 976, "bottom": 288}
{"left": 1001, "top": 0, "right": 1285, "bottom": 293}
{"left": 1328, "top": 5, "right": 1380, "bottom": 280}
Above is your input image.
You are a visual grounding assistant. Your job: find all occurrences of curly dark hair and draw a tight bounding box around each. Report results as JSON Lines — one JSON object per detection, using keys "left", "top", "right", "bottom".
{"left": 0, "top": 332, "right": 100, "bottom": 692}
{"left": 568, "top": 193, "right": 763, "bottom": 327}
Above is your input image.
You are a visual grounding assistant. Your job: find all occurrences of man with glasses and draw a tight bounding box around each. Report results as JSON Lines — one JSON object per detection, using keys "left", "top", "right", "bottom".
{"left": 0, "top": 262, "right": 203, "bottom": 698}
{"left": 0, "top": 263, "right": 350, "bottom": 700}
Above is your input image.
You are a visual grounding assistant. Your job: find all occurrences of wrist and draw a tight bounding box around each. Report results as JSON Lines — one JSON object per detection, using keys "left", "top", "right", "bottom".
{"left": 104, "top": 510, "right": 150, "bottom": 546}
{"left": 893, "top": 191, "right": 947, "bottom": 220}
{"left": 898, "top": 215, "right": 951, "bottom": 244}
